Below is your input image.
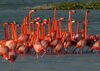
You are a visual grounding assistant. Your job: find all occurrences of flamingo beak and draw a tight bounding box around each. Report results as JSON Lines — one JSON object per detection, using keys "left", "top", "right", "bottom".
{"left": 72, "top": 10, "right": 76, "bottom": 13}
{"left": 70, "top": 10, "right": 76, "bottom": 13}
{"left": 72, "top": 20, "right": 75, "bottom": 23}
{"left": 29, "top": 10, "right": 35, "bottom": 14}
{"left": 36, "top": 22, "right": 39, "bottom": 24}
{"left": 59, "top": 17, "right": 64, "bottom": 21}
{"left": 43, "top": 19, "right": 48, "bottom": 22}
{"left": 44, "top": 22, "right": 47, "bottom": 24}
{"left": 5, "top": 57, "right": 8, "bottom": 60}
{"left": 36, "top": 17, "right": 41, "bottom": 20}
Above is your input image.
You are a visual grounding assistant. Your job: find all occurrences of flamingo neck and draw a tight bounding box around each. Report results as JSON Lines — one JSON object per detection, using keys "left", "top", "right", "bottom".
{"left": 77, "top": 21, "right": 79, "bottom": 34}
{"left": 54, "top": 8, "right": 57, "bottom": 32}
{"left": 56, "top": 22, "right": 60, "bottom": 38}
{"left": 26, "top": 24, "right": 29, "bottom": 34}
{"left": 38, "top": 22, "right": 41, "bottom": 39}
{"left": 8, "top": 24, "right": 11, "bottom": 40}
{"left": 68, "top": 12, "right": 72, "bottom": 32}
{"left": 48, "top": 17, "right": 51, "bottom": 37}
{"left": 26, "top": 17, "right": 29, "bottom": 34}
{"left": 11, "top": 23, "right": 14, "bottom": 40}
{"left": 37, "top": 24, "right": 39, "bottom": 40}
{"left": 65, "top": 25, "right": 67, "bottom": 32}
{"left": 3, "top": 24, "right": 8, "bottom": 40}
{"left": 52, "top": 20, "right": 54, "bottom": 32}
{"left": 70, "top": 22, "right": 73, "bottom": 40}
{"left": 42, "top": 22, "right": 44, "bottom": 39}
{"left": 85, "top": 11, "right": 88, "bottom": 40}
{"left": 54, "top": 8, "right": 56, "bottom": 20}
{"left": 54, "top": 20, "right": 58, "bottom": 32}
{"left": 69, "top": 12, "right": 73, "bottom": 40}
{"left": 62, "top": 31, "right": 66, "bottom": 43}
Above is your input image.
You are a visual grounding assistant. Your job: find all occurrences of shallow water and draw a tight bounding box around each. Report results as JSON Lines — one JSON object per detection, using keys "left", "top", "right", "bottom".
{"left": 0, "top": 2, "right": 100, "bottom": 71}
{"left": 0, "top": 54, "right": 100, "bottom": 71}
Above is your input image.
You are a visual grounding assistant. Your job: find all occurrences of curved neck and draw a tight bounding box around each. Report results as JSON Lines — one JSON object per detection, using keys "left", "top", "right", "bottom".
{"left": 69, "top": 12, "right": 73, "bottom": 40}
{"left": 70, "top": 22, "right": 73, "bottom": 40}
{"left": 77, "top": 21, "right": 79, "bottom": 34}
{"left": 56, "top": 22, "right": 59, "bottom": 38}
{"left": 54, "top": 20, "right": 57, "bottom": 31}
{"left": 62, "top": 31, "right": 67, "bottom": 43}
{"left": 11, "top": 23, "right": 14, "bottom": 40}
{"left": 65, "top": 25, "right": 67, "bottom": 32}
{"left": 37, "top": 24, "right": 39, "bottom": 41}
{"left": 26, "top": 17, "right": 29, "bottom": 34}
{"left": 69, "top": 12, "right": 72, "bottom": 33}
{"left": 26, "top": 24, "right": 29, "bottom": 34}
{"left": 85, "top": 12, "right": 88, "bottom": 40}
{"left": 38, "top": 22, "right": 41, "bottom": 39}
{"left": 8, "top": 24, "right": 11, "bottom": 40}
{"left": 42, "top": 22, "right": 44, "bottom": 39}
{"left": 54, "top": 8, "right": 57, "bottom": 32}
{"left": 54, "top": 8, "right": 56, "bottom": 20}
{"left": 52, "top": 20, "right": 54, "bottom": 32}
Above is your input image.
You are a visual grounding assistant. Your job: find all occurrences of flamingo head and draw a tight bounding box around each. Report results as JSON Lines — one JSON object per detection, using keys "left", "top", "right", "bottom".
{"left": 86, "top": 11, "right": 89, "bottom": 13}
{"left": 29, "top": 10, "right": 35, "bottom": 14}
{"left": 3, "top": 22, "right": 9, "bottom": 26}
{"left": 72, "top": 20, "right": 76, "bottom": 24}
{"left": 96, "top": 34, "right": 99, "bottom": 41}
{"left": 43, "top": 19, "right": 48, "bottom": 22}
{"left": 26, "top": 16, "right": 29, "bottom": 19}
{"left": 43, "top": 19, "right": 48, "bottom": 24}
{"left": 36, "top": 17, "right": 41, "bottom": 21}
{"left": 13, "top": 21, "right": 17, "bottom": 24}
{"left": 70, "top": 10, "right": 76, "bottom": 13}
{"left": 77, "top": 21, "right": 80, "bottom": 24}
{"left": 58, "top": 17, "right": 64, "bottom": 21}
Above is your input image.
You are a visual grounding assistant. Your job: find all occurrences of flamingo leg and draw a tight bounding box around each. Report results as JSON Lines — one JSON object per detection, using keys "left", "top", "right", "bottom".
{"left": 80, "top": 47, "right": 83, "bottom": 54}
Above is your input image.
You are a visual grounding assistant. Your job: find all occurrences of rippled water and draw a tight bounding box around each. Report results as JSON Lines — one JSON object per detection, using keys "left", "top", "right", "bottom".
{"left": 0, "top": 3, "right": 100, "bottom": 71}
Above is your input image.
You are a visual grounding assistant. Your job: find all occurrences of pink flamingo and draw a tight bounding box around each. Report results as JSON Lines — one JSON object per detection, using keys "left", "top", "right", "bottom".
{"left": 90, "top": 40, "right": 100, "bottom": 51}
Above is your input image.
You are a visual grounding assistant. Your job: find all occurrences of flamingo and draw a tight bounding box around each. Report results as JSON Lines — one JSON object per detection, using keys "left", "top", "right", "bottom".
{"left": 90, "top": 40, "right": 100, "bottom": 51}
{"left": 72, "top": 21, "right": 82, "bottom": 42}
{"left": 40, "top": 19, "right": 50, "bottom": 55}
{"left": 73, "top": 11, "right": 88, "bottom": 54}
{"left": 33, "top": 21, "right": 44, "bottom": 57}
{"left": 5, "top": 22, "right": 17, "bottom": 50}
{"left": 0, "top": 22, "right": 9, "bottom": 57}
{"left": 54, "top": 26, "right": 67, "bottom": 55}
{"left": 29, "top": 10, "right": 35, "bottom": 34}
{"left": 3, "top": 24, "right": 19, "bottom": 62}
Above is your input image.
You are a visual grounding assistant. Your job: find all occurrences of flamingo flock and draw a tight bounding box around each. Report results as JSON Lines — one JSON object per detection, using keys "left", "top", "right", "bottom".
{"left": 0, "top": 8, "right": 100, "bottom": 62}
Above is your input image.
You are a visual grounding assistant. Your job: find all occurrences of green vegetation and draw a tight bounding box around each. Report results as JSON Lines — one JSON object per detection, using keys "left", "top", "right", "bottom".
{"left": 25, "top": 1, "right": 100, "bottom": 10}
{"left": 53, "top": 1, "right": 100, "bottom": 10}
